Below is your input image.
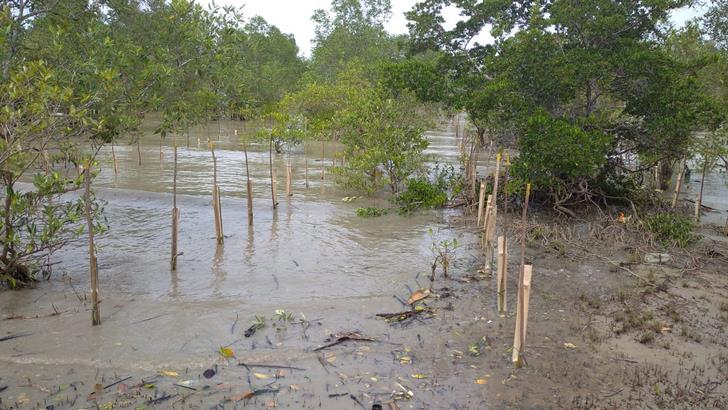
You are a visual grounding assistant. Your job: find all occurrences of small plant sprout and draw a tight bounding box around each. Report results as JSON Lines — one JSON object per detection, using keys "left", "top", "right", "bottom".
{"left": 429, "top": 228, "right": 460, "bottom": 283}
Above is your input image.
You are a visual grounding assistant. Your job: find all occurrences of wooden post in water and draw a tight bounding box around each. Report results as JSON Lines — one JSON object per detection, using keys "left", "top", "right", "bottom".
{"left": 513, "top": 264, "right": 532, "bottom": 367}
{"left": 272, "top": 168, "right": 278, "bottom": 208}
{"left": 269, "top": 136, "right": 278, "bottom": 209}
{"left": 210, "top": 141, "right": 224, "bottom": 244}
{"left": 321, "top": 140, "right": 326, "bottom": 181}
{"left": 497, "top": 235, "right": 507, "bottom": 314}
{"left": 305, "top": 158, "right": 309, "bottom": 188}
{"left": 671, "top": 159, "right": 686, "bottom": 209}
{"left": 286, "top": 162, "right": 292, "bottom": 197}
{"left": 111, "top": 141, "right": 118, "bottom": 176}
{"left": 171, "top": 138, "right": 179, "bottom": 270}
{"left": 241, "top": 132, "right": 253, "bottom": 226}
{"left": 136, "top": 135, "right": 142, "bottom": 166}
{"left": 477, "top": 183, "right": 486, "bottom": 227}
{"left": 83, "top": 162, "right": 101, "bottom": 326}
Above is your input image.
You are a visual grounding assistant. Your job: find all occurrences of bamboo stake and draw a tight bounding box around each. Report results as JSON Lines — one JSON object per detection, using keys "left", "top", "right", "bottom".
{"left": 513, "top": 264, "right": 532, "bottom": 367}
{"left": 696, "top": 161, "right": 707, "bottom": 222}
{"left": 171, "top": 139, "right": 179, "bottom": 270}
{"left": 111, "top": 141, "right": 118, "bottom": 176}
{"left": 83, "top": 162, "right": 101, "bottom": 326}
{"left": 519, "top": 184, "right": 531, "bottom": 271}
{"left": 305, "top": 158, "right": 309, "bottom": 188}
{"left": 272, "top": 168, "right": 278, "bottom": 208}
{"left": 488, "top": 153, "right": 502, "bottom": 239}
{"left": 482, "top": 194, "right": 494, "bottom": 273}
{"left": 136, "top": 136, "right": 142, "bottom": 166}
{"left": 269, "top": 136, "right": 278, "bottom": 209}
{"left": 477, "top": 183, "right": 486, "bottom": 227}
{"left": 286, "top": 163, "right": 292, "bottom": 197}
{"left": 671, "top": 159, "right": 686, "bottom": 209}
{"left": 210, "top": 141, "right": 224, "bottom": 244}
{"left": 497, "top": 235, "right": 507, "bottom": 314}
{"left": 242, "top": 133, "right": 253, "bottom": 226}
{"left": 321, "top": 140, "right": 326, "bottom": 181}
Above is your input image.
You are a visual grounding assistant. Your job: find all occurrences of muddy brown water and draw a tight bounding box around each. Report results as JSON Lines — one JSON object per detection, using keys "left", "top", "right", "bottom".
{"left": 0, "top": 116, "right": 497, "bottom": 409}
{"left": 1, "top": 116, "right": 727, "bottom": 409}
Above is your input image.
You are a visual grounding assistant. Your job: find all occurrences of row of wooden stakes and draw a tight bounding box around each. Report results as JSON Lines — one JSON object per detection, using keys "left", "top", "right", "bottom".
{"left": 476, "top": 152, "right": 533, "bottom": 368}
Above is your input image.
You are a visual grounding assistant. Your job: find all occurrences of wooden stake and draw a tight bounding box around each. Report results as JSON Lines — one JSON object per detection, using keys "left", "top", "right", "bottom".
{"left": 671, "top": 159, "right": 685, "bottom": 209}
{"left": 272, "top": 168, "right": 278, "bottom": 208}
{"left": 477, "top": 183, "right": 486, "bottom": 227}
{"left": 488, "top": 153, "right": 502, "bottom": 240}
{"left": 305, "top": 158, "right": 309, "bottom": 188}
{"left": 286, "top": 163, "right": 292, "bottom": 197}
{"left": 482, "top": 194, "right": 494, "bottom": 273}
{"left": 171, "top": 141, "right": 179, "bottom": 270}
{"left": 136, "top": 136, "right": 142, "bottom": 166}
{"left": 210, "top": 141, "right": 224, "bottom": 244}
{"left": 321, "top": 140, "right": 326, "bottom": 181}
{"left": 519, "top": 184, "right": 531, "bottom": 271}
{"left": 242, "top": 135, "right": 253, "bottom": 225}
{"left": 497, "top": 235, "right": 507, "bottom": 314}
{"left": 269, "top": 136, "right": 278, "bottom": 209}
{"left": 83, "top": 162, "right": 101, "bottom": 326}
{"left": 111, "top": 141, "right": 118, "bottom": 176}
{"left": 513, "top": 264, "right": 532, "bottom": 367}
{"left": 696, "top": 161, "right": 707, "bottom": 222}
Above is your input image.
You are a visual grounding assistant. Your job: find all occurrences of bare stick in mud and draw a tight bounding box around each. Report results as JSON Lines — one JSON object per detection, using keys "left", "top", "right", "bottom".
{"left": 695, "top": 160, "right": 708, "bottom": 222}
{"left": 111, "top": 141, "right": 118, "bottom": 176}
{"left": 477, "top": 182, "right": 486, "bottom": 227}
{"left": 671, "top": 159, "right": 686, "bottom": 209}
{"left": 171, "top": 139, "right": 179, "bottom": 271}
{"left": 286, "top": 163, "right": 292, "bottom": 197}
{"left": 272, "top": 168, "right": 278, "bottom": 209}
{"left": 497, "top": 235, "right": 507, "bottom": 314}
{"left": 84, "top": 161, "right": 101, "bottom": 326}
{"left": 513, "top": 264, "right": 532, "bottom": 367}
{"left": 210, "top": 141, "right": 224, "bottom": 244}
{"left": 269, "top": 136, "right": 278, "bottom": 209}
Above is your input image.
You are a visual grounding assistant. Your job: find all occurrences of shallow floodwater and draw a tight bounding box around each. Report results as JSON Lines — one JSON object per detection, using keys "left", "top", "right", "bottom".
{"left": 0, "top": 116, "right": 479, "bottom": 373}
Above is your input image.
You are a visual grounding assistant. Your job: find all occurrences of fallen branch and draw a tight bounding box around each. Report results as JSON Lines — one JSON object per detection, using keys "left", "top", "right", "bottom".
{"left": 313, "top": 332, "right": 376, "bottom": 352}
{"left": 0, "top": 332, "right": 32, "bottom": 342}
{"left": 376, "top": 307, "right": 434, "bottom": 323}
{"left": 237, "top": 363, "right": 306, "bottom": 371}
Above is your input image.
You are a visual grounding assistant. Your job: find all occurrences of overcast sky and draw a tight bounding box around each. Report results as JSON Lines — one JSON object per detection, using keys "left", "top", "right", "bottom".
{"left": 205, "top": 0, "right": 708, "bottom": 57}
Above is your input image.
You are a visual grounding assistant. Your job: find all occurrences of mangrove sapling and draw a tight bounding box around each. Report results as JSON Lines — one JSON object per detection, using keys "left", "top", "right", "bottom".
{"left": 83, "top": 161, "right": 101, "bottom": 326}
{"left": 429, "top": 231, "right": 459, "bottom": 283}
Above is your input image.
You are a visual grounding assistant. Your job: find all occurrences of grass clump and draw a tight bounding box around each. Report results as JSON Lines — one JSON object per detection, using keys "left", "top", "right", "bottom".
{"left": 644, "top": 212, "right": 697, "bottom": 248}
{"left": 356, "top": 207, "right": 388, "bottom": 218}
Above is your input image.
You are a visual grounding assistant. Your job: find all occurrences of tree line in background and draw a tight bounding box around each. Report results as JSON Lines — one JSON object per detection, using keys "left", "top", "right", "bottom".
{"left": 1, "top": 0, "right": 727, "bottom": 286}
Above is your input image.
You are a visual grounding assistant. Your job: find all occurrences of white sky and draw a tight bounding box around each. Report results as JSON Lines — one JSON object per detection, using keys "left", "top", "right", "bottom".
{"left": 204, "top": 0, "right": 708, "bottom": 57}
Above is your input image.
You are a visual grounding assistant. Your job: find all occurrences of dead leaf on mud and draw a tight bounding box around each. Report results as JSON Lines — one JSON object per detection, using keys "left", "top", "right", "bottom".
{"left": 265, "top": 399, "right": 277, "bottom": 408}
{"left": 253, "top": 372, "right": 270, "bottom": 380}
{"left": 563, "top": 342, "right": 577, "bottom": 349}
{"left": 275, "top": 369, "right": 287, "bottom": 378}
{"left": 219, "top": 346, "right": 235, "bottom": 358}
{"left": 399, "top": 356, "right": 412, "bottom": 364}
{"left": 160, "top": 369, "right": 178, "bottom": 377}
{"left": 407, "top": 289, "right": 431, "bottom": 305}
{"left": 475, "top": 379, "right": 489, "bottom": 385}
{"left": 230, "top": 390, "right": 255, "bottom": 401}
{"left": 325, "top": 352, "right": 337, "bottom": 363}
{"left": 411, "top": 373, "right": 427, "bottom": 379}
